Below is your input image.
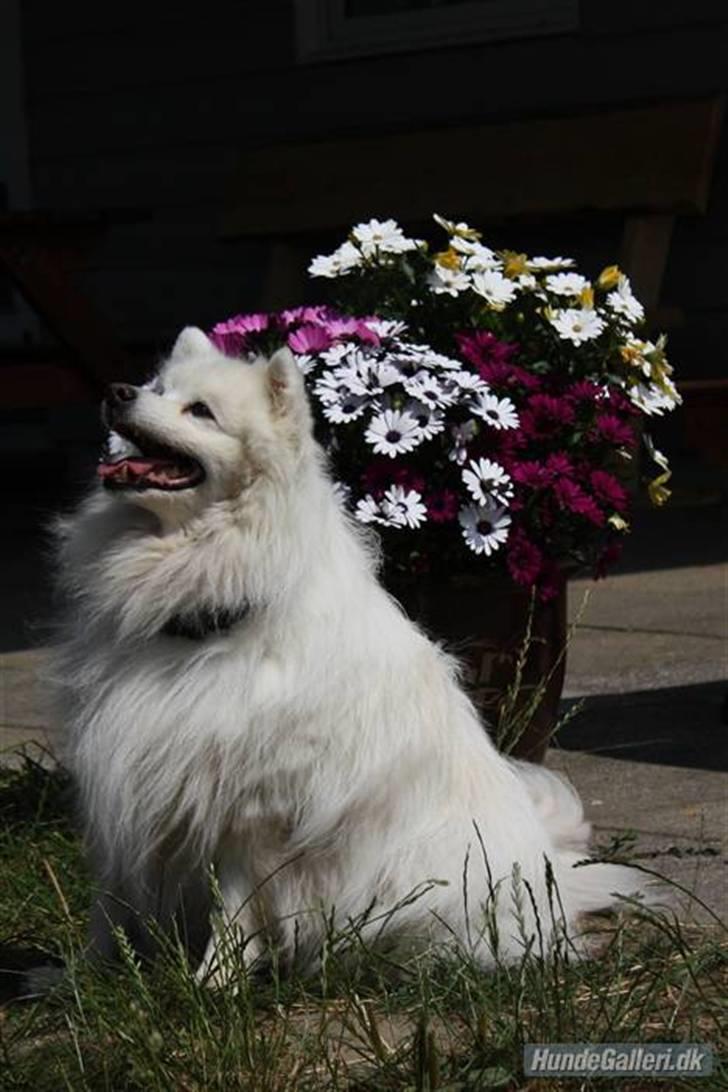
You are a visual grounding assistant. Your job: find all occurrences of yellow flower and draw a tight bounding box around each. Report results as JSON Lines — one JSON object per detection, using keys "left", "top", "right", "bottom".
{"left": 620, "top": 344, "right": 642, "bottom": 366}
{"left": 608, "top": 513, "right": 630, "bottom": 532}
{"left": 501, "top": 251, "right": 528, "bottom": 278}
{"left": 434, "top": 247, "right": 462, "bottom": 270}
{"left": 644, "top": 433, "right": 672, "bottom": 506}
{"left": 597, "top": 265, "right": 621, "bottom": 290}
{"left": 579, "top": 284, "right": 595, "bottom": 309}
{"left": 648, "top": 473, "right": 672, "bottom": 506}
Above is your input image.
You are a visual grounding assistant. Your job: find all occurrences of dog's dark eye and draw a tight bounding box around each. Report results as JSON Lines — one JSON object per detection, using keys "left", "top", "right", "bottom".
{"left": 185, "top": 401, "right": 215, "bottom": 420}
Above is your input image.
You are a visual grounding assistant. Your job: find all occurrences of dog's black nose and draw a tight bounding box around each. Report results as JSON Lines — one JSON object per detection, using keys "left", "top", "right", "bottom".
{"left": 108, "top": 383, "right": 138, "bottom": 404}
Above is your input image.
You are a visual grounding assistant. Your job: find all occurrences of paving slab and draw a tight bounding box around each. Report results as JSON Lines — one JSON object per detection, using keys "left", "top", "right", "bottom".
{"left": 0, "top": 649, "right": 53, "bottom": 757}
{"left": 547, "top": 748, "right": 727, "bottom": 924}
{"left": 565, "top": 563, "right": 726, "bottom": 697}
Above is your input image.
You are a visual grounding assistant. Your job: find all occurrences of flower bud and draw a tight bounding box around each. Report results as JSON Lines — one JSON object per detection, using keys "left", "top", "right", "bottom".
{"left": 597, "top": 265, "right": 621, "bottom": 290}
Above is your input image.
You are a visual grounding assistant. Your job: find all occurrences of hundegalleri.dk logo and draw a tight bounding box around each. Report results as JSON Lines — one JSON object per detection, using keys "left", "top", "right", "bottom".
{"left": 523, "top": 1043, "right": 713, "bottom": 1077}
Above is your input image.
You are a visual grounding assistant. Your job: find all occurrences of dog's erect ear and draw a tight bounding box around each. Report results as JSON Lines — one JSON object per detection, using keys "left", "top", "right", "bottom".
{"left": 170, "top": 326, "right": 211, "bottom": 358}
{"left": 267, "top": 347, "right": 307, "bottom": 418}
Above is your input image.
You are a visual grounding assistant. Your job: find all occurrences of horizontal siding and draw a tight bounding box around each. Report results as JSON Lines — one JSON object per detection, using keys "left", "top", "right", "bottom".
{"left": 16, "top": 0, "right": 728, "bottom": 370}
{"left": 26, "top": 25, "right": 728, "bottom": 161}
{"left": 31, "top": 146, "right": 240, "bottom": 211}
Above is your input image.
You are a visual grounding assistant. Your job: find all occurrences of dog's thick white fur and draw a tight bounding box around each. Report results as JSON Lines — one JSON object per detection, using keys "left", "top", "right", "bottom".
{"left": 51, "top": 327, "right": 647, "bottom": 980}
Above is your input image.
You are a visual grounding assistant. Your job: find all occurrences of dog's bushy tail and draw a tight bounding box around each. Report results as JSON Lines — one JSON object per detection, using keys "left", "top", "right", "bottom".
{"left": 512, "top": 760, "right": 591, "bottom": 853}
{"left": 513, "top": 759, "right": 660, "bottom": 915}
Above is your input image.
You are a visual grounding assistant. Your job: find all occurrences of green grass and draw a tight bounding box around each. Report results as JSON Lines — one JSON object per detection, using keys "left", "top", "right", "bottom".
{"left": 0, "top": 751, "right": 726, "bottom": 1091}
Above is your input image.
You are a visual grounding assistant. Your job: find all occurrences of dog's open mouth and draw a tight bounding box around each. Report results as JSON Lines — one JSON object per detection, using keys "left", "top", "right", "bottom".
{"left": 98, "top": 426, "right": 205, "bottom": 492}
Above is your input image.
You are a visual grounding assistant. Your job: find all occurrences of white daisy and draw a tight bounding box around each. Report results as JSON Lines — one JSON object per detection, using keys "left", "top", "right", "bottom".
{"left": 459, "top": 501, "right": 511, "bottom": 556}
{"left": 308, "top": 241, "right": 362, "bottom": 278}
{"left": 462, "top": 458, "right": 514, "bottom": 506}
{"left": 545, "top": 272, "right": 589, "bottom": 296}
{"left": 403, "top": 372, "right": 453, "bottom": 408}
{"left": 417, "top": 349, "right": 463, "bottom": 371}
{"left": 366, "top": 318, "right": 408, "bottom": 339}
{"left": 549, "top": 307, "right": 605, "bottom": 345}
{"left": 607, "top": 275, "right": 645, "bottom": 324}
{"left": 472, "top": 392, "right": 520, "bottom": 430}
{"left": 446, "top": 370, "right": 489, "bottom": 397}
{"left": 314, "top": 368, "right": 364, "bottom": 405}
{"left": 381, "top": 486, "right": 428, "bottom": 529}
{"left": 351, "top": 218, "right": 419, "bottom": 256}
{"left": 527, "top": 255, "right": 575, "bottom": 271}
{"left": 458, "top": 241, "right": 500, "bottom": 271}
{"left": 628, "top": 380, "right": 680, "bottom": 416}
{"left": 471, "top": 269, "right": 517, "bottom": 308}
{"left": 448, "top": 420, "right": 477, "bottom": 465}
{"left": 374, "top": 361, "right": 402, "bottom": 388}
{"left": 320, "top": 342, "right": 357, "bottom": 367}
{"left": 364, "top": 408, "right": 423, "bottom": 458}
{"left": 322, "top": 395, "right": 368, "bottom": 423}
{"left": 432, "top": 214, "right": 480, "bottom": 238}
{"left": 404, "top": 399, "right": 445, "bottom": 440}
{"left": 514, "top": 272, "right": 538, "bottom": 291}
{"left": 428, "top": 266, "right": 471, "bottom": 297}
{"left": 354, "top": 495, "right": 384, "bottom": 524}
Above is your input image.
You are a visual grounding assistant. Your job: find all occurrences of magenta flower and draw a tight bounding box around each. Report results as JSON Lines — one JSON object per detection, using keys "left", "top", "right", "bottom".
{"left": 519, "top": 394, "right": 575, "bottom": 439}
{"left": 426, "top": 490, "right": 459, "bottom": 523}
{"left": 214, "top": 312, "right": 269, "bottom": 336}
{"left": 566, "top": 379, "right": 603, "bottom": 403}
{"left": 456, "top": 331, "right": 518, "bottom": 367}
{"left": 279, "top": 305, "right": 333, "bottom": 326}
{"left": 592, "top": 413, "right": 636, "bottom": 448}
{"left": 511, "top": 460, "right": 549, "bottom": 489}
{"left": 507, "top": 528, "right": 543, "bottom": 586}
{"left": 553, "top": 478, "right": 605, "bottom": 525}
{"left": 544, "top": 452, "right": 574, "bottom": 480}
{"left": 287, "top": 323, "right": 334, "bottom": 354}
{"left": 209, "top": 312, "right": 272, "bottom": 355}
{"left": 590, "top": 469, "right": 628, "bottom": 510}
{"left": 324, "top": 316, "right": 380, "bottom": 345}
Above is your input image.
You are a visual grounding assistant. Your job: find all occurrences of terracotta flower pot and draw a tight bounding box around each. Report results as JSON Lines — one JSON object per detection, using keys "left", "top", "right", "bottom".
{"left": 390, "top": 573, "right": 567, "bottom": 763}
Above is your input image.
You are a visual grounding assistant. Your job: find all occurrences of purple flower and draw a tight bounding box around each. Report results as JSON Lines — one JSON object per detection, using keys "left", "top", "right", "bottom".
{"left": 511, "top": 460, "right": 549, "bottom": 489}
{"left": 566, "top": 380, "right": 603, "bottom": 403}
{"left": 324, "top": 316, "right": 380, "bottom": 345}
{"left": 519, "top": 394, "right": 575, "bottom": 439}
{"left": 592, "top": 414, "right": 636, "bottom": 448}
{"left": 287, "top": 323, "right": 334, "bottom": 354}
{"left": 456, "top": 331, "right": 518, "bottom": 366}
{"left": 279, "top": 305, "right": 333, "bottom": 327}
{"left": 544, "top": 452, "right": 574, "bottom": 480}
{"left": 590, "top": 469, "right": 628, "bottom": 510}
{"left": 553, "top": 478, "right": 605, "bottom": 525}
{"left": 209, "top": 312, "right": 271, "bottom": 355}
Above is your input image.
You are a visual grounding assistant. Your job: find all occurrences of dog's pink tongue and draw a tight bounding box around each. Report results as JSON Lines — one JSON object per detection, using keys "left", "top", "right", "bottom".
{"left": 97, "top": 457, "right": 161, "bottom": 482}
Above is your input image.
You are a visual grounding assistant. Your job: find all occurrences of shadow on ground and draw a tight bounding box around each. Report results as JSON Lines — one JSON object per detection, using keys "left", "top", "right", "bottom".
{"left": 556, "top": 679, "right": 728, "bottom": 771}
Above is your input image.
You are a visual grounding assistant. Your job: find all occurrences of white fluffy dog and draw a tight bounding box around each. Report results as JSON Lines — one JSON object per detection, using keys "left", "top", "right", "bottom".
{"left": 51, "top": 327, "right": 647, "bottom": 981}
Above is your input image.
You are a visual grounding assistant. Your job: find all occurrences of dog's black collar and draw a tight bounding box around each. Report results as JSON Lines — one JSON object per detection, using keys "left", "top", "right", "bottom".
{"left": 161, "top": 603, "right": 250, "bottom": 641}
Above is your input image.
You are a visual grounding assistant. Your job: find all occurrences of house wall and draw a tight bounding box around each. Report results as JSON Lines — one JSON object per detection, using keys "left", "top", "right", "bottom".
{"left": 17, "top": 0, "right": 728, "bottom": 376}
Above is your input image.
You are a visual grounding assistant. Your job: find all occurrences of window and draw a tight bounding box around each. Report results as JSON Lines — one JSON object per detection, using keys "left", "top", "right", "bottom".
{"left": 295, "top": 0, "right": 579, "bottom": 62}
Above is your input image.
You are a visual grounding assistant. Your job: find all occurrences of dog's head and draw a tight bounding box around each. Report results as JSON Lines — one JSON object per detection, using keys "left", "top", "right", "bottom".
{"left": 98, "top": 327, "right": 312, "bottom": 521}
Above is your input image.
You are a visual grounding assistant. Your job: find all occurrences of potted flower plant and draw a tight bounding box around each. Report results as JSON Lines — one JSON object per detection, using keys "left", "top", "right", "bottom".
{"left": 210, "top": 215, "right": 679, "bottom": 759}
